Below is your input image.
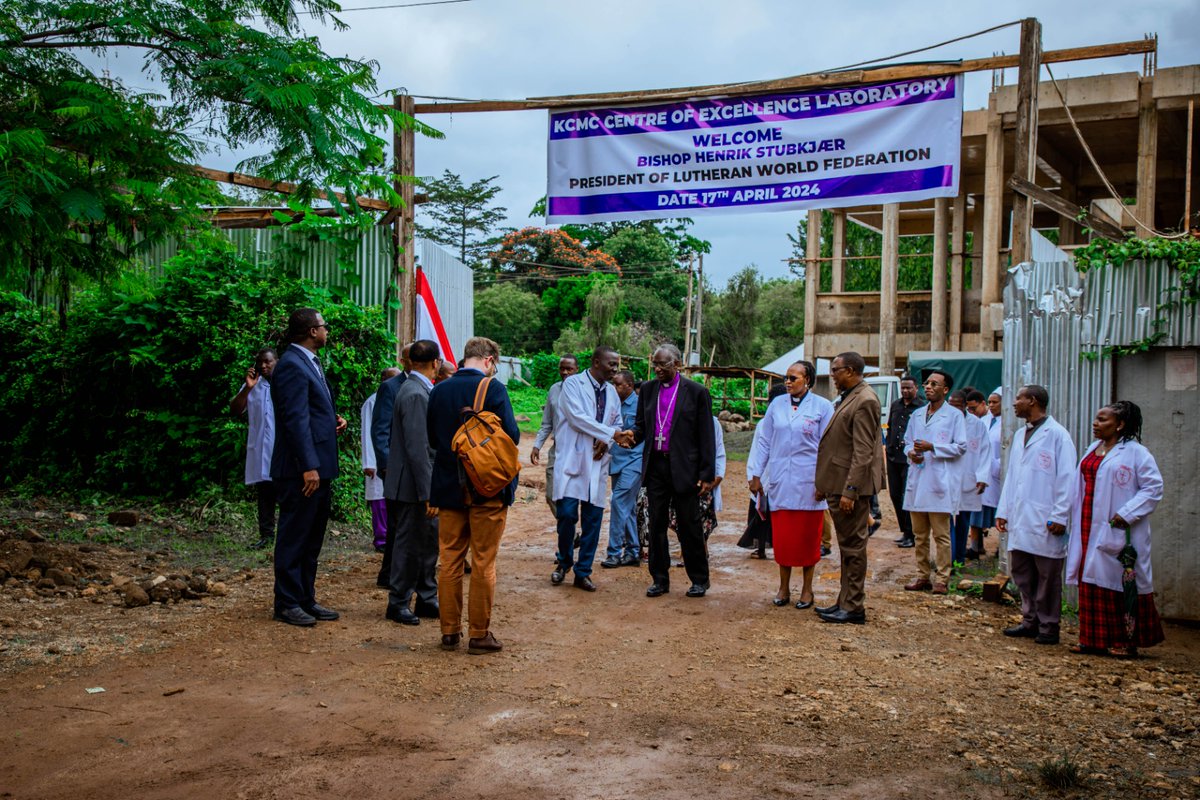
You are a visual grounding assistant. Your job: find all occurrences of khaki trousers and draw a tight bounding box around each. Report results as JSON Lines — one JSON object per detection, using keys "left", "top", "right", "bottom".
{"left": 821, "top": 510, "right": 834, "bottom": 549}
{"left": 910, "top": 511, "right": 952, "bottom": 585}
{"left": 828, "top": 496, "right": 870, "bottom": 614}
{"left": 438, "top": 500, "right": 507, "bottom": 639}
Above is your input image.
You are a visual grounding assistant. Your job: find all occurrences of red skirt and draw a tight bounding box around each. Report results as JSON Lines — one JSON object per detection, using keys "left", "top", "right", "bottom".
{"left": 771, "top": 509, "right": 823, "bottom": 568}
{"left": 1077, "top": 582, "right": 1165, "bottom": 649}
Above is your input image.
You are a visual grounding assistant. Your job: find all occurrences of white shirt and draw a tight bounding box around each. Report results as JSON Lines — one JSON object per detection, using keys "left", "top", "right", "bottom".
{"left": 748, "top": 391, "right": 834, "bottom": 512}
{"left": 712, "top": 416, "right": 728, "bottom": 512}
{"left": 980, "top": 413, "right": 1004, "bottom": 508}
{"left": 956, "top": 411, "right": 992, "bottom": 513}
{"left": 1065, "top": 440, "right": 1162, "bottom": 594}
{"left": 903, "top": 401, "right": 966, "bottom": 515}
{"left": 243, "top": 380, "right": 274, "bottom": 485}
{"left": 551, "top": 372, "right": 622, "bottom": 505}
{"left": 995, "top": 415, "right": 1078, "bottom": 559}
{"left": 360, "top": 394, "right": 384, "bottom": 502}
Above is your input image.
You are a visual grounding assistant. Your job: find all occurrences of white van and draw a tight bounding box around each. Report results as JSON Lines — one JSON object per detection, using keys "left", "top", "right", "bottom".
{"left": 865, "top": 375, "right": 900, "bottom": 436}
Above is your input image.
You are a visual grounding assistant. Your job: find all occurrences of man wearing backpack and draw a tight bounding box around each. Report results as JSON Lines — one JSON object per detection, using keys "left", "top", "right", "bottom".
{"left": 426, "top": 337, "right": 520, "bottom": 655}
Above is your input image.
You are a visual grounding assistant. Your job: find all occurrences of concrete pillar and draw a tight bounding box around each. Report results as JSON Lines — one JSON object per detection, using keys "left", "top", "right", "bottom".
{"left": 831, "top": 210, "right": 845, "bottom": 292}
{"left": 931, "top": 197, "right": 949, "bottom": 351}
{"left": 879, "top": 203, "right": 899, "bottom": 374}
{"left": 950, "top": 193, "right": 966, "bottom": 351}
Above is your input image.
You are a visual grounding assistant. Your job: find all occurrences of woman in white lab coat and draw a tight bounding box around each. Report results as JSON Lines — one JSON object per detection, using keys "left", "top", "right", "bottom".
{"left": 1066, "top": 401, "right": 1165, "bottom": 656}
{"left": 967, "top": 388, "right": 1004, "bottom": 557}
{"left": 948, "top": 391, "right": 990, "bottom": 564}
{"left": 747, "top": 361, "right": 833, "bottom": 609}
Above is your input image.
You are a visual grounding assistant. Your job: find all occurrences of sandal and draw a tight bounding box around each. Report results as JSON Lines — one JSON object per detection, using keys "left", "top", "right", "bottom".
{"left": 1109, "top": 646, "right": 1139, "bottom": 659}
{"left": 1068, "top": 644, "right": 1108, "bottom": 655}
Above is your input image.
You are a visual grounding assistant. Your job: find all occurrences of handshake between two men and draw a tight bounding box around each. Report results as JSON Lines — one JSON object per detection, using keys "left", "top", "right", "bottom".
{"left": 608, "top": 429, "right": 716, "bottom": 495}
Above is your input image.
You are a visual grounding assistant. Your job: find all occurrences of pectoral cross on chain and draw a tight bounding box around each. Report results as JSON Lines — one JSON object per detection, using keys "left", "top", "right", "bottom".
{"left": 655, "top": 431, "right": 667, "bottom": 447}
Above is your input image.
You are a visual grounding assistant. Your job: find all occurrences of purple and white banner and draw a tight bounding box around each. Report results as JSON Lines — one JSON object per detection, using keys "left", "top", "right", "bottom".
{"left": 546, "top": 76, "right": 962, "bottom": 223}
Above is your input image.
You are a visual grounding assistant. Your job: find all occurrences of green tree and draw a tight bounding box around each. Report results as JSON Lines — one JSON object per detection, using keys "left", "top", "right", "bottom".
{"left": 417, "top": 170, "right": 508, "bottom": 268}
{"left": 755, "top": 279, "right": 805, "bottom": 362}
{"left": 707, "top": 266, "right": 763, "bottom": 365}
{"left": 541, "top": 272, "right": 618, "bottom": 337}
{"left": 0, "top": 0, "right": 439, "bottom": 315}
{"left": 619, "top": 284, "right": 681, "bottom": 340}
{"left": 473, "top": 283, "right": 545, "bottom": 355}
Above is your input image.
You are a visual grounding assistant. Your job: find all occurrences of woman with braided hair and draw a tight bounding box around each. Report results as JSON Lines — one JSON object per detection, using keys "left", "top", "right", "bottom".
{"left": 1066, "top": 401, "right": 1165, "bottom": 657}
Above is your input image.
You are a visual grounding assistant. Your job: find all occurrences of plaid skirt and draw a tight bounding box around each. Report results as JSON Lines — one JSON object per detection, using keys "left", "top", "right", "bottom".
{"left": 1077, "top": 581, "right": 1165, "bottom": 649}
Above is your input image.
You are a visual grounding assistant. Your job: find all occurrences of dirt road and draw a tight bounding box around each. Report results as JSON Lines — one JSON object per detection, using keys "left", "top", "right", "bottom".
{"left": 2, "top": 451, "right": 1198, "bottom": 799}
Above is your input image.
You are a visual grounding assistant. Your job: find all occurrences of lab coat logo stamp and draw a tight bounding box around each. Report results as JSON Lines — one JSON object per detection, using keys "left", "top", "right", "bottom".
{"left": 1114, "top": 465, "right": 1134, "bottom": 488}
{"left": 1035, "top": 450, "right": 1053, "bottom": 472}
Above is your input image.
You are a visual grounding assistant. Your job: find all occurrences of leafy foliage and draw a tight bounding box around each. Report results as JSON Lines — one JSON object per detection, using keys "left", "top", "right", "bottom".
{"left": 0, "top": 240, "right": 393, "bottom": 520}
{"left": 416, "top": 170, "right": 508, "bottom": 268}
{"left": 473, "top": 283, "right": 545, "bottom": 356}
{"left": 1074, "top": 235, "right": 1200, "bottom": 357}
{"left": 0, "top": 0, "right": 439, "bottom": 312}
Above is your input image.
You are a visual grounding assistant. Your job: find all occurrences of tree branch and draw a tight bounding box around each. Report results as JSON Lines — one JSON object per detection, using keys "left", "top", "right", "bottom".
{"left": 13, "top": 21, "right": 113, "bottom": 44}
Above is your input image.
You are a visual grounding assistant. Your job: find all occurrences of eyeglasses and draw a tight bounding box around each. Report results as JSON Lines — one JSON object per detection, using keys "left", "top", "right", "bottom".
{"left": 784, "top": 375, "right": 804, "bottom": 382}
{"left": 651, "top": 360, "right": 675, "bottom": 368}
{"left": 313, "top": 323, "right": 330, "bottom": 331}
{"left": 830, "top": 365, "right": 848, "bottom": 374}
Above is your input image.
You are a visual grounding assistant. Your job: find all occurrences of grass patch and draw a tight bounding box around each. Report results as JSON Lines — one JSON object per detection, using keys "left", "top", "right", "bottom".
{"left": 1035, "top": 752, "right": 1087, "bottom": 792}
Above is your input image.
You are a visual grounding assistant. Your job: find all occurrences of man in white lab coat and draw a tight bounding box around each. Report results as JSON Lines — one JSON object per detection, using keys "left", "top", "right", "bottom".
{"left": 902, "top": 370, "right": 965, "bottom": 594}
{"left": 550, "top": 346, "right": 623, "bottom": 592}
{"left": 531, "top": 355, "right": 579, "bottom": 513}
{"left": 996, "top": 385, "right": 1077, "bottom": 645}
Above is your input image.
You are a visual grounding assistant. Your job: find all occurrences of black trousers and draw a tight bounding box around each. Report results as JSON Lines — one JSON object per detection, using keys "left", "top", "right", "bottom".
{"left": 386, "top": 498, "right": 440, "bottom": 612}
{"left": 645, "top": 456, "right": 709, "bottom": 589}
{"left": 273, "top": 478, "right": 330, "bottom": 612}
{"left": 886, "top": 459, "right": 913, "bottom": 538}
{"left": 254, "top": 480, "right": 276, "bottom": 539}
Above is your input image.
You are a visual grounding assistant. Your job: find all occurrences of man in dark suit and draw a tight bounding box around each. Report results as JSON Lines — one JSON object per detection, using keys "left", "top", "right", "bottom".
{"left": 383, "top": 339, "right": 441, "bottom": 626}
{"left": 426, "top": 336, "right": 520, "bottom": 655}
{"left": 616, "top": 343, "right": 716, "bottom": 598}
{"left": 814, "top": 351, "right": 884, "bottom": 624}
{"left": 370, "top": 343, "right": 411, "bottom": 587}
{"left": 269, "top": 308, "right": 348, "bottom": 627}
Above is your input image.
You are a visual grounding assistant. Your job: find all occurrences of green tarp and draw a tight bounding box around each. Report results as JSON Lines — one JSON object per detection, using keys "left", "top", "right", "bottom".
{"left": 906, "top": 351, "right": 1003, "bottom": 400}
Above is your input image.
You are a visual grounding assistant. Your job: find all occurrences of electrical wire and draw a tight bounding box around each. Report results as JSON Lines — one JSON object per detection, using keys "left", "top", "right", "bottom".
{"left": 294, "top": 0, "right": 475, "bottom": 14}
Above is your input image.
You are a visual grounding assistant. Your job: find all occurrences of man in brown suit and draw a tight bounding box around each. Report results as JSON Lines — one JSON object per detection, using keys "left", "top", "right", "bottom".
{"left": 814, "top": 351, "right": 884, "bottom": 624}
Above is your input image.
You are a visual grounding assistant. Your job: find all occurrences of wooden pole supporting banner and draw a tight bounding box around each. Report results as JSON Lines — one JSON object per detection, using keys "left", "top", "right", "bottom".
{"left": 683, "top": 257, "right": 695, "bottom": 363}
{"left": 394, "top": 95, "right": 417, "bottom": 354}
{"left": 1009, "top": 17, "right": 1042, "bottom": 266}
{"left": 931, "top": 197, "right": 949, "bottom": 352}
{"left": 803, "top": 210, "right": 820, "bottom": 355}
{"left": 695, "top": 254, "right": 705, "bottom": 365}
{"left": 879, "top": 203, "right": 899, "bottom": 375}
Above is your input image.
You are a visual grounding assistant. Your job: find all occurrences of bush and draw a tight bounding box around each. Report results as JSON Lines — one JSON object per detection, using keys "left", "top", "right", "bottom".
{"left": 0, "top": 239, "right": 394, "bottom": 520}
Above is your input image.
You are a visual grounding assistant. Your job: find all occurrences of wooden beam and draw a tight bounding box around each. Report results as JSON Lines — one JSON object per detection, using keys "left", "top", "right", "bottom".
{"left": 950, "top": 193, "right": 966, "bottom": 350}
{"left": 412, "top": 39, "right": 1155, "bottom": 114}
{"left": 1008, "top": 176, "right": 1127, "bottom": 240}
{"left": 931, "top": 197, "right": 949, "bottom": 351}
{"left": 187, "top": 165, "right": 412, "bottom": 212}
{"left": 803, "top": 210, "right": 820, "bottom": 352}
{"left": 1010, "top": 18, "right": 1042, "bottom": 266}
{"left": 1135, "top": 77, "right": 1158, "bottom": 238}
{"left": 1187, "top": 99, "right": 1195, "bottom": 232}
{"left": 879, "top": 204, "right": 899, "bottom": 375}
{"left": 831, "top": 210, "right": 845, "bottom": 293}
{"left": 395, "top": 95, "right": 417, "bottom": 352}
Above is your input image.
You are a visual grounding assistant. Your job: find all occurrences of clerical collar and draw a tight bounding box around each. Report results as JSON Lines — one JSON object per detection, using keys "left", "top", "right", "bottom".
{"left": 1025, "top": 415, "right": 1048, "bottom": 432}
{"left": 661, "top": 373, "right": 679, "bottom": 389}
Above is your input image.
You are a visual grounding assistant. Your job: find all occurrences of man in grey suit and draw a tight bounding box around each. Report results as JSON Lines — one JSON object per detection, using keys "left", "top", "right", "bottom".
{"left": 383, "top": 339, "right": 442, "bottom": 625}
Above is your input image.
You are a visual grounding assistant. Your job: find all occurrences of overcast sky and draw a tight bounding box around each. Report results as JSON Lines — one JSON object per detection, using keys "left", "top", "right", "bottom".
{"left": 211, "top": 1, "right": 1198, "bottom": 285}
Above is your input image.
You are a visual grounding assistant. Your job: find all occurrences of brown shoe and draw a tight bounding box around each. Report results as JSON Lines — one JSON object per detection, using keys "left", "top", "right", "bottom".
{"left": 904, "top": 578, "right": 933, "bottom": 591}
{"left": 468, "top": 632, "right": 503, "bottom": 655}
{"left": 440, "top": 633, "right": 461, "bottom": 650}
{"left": 931, "top": 582, "right": 949, "bottom": 595}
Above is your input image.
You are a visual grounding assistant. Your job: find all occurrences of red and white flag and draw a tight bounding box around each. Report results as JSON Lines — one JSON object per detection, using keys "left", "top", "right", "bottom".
{"left": 415, "top": 267, "right": 456, "bottom": 364}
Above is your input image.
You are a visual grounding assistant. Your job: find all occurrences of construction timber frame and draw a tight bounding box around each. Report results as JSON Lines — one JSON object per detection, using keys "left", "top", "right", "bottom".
{"left": 397, "top": 19, "right": 1199, "bottom": 370}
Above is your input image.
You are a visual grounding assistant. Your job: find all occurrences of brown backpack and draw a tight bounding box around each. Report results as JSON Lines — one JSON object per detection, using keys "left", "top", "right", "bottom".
{"left": 451, "top": 377, "right": 521, "bottom": 499}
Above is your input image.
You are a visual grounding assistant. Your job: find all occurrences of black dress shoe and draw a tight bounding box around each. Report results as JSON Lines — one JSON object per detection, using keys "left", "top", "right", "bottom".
{"left": 818, "top": 608, "right": 866, "bottom": 624}
{"left": 772, "top": 595, "right": 791, "bottom": 607}
{"left": 414, "top": 601, "right": 440, "bottom": 619}
{"left": 868, "top": 521, "right": 881, "bottom": 537}
{"left": 573, "top": 575, "right": 597, "bottom": 592}
{"left": 620, "top": 554, "right": 640, "bottom": 567}
{"left": 273, "top": 607, "right": 317, "bottom": 627}
{"left": 551, "top": 566, "right": 568, "bottom": 585}
{"left": 1034, "top": 633, "right": 1060, "bottom": 645}
{"left": 815, "top": 603, "right": 841, "bottom": 615}
{"left": 386, "top": 606, "right": 420, "bottom": 625}
{"left": 600, "top": 558, "right": 621, "bottom": 569}
{"left": 1003, "top": 624, "right": 1038, "bottom": 638}
{"left": 645, "top": 583, "right": 668, "bottom": 597}
{"left": 685, "top": 583, "right": 708, "bottom": 598}
{"left": 794, "top": 599, "right": 815, "bottom": 610}
{"left": 251, "top": 536, "right": 273, "bottom": 550}
{"left": 820, "top": 546, "right": 832, "bottom": 557}
{"left": 304, "top": 603, "right": 339, "bottom": 621}
{"left": 896, "top": 537, "right": 915, "bottom": 549}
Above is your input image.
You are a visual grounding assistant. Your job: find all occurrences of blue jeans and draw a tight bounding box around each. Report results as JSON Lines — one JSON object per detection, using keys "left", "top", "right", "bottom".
{"left": 607, "top": 466, "right": 642, "bottom": 560}
{"left": 556, "top": 497, "right": 604, "bottom": 578}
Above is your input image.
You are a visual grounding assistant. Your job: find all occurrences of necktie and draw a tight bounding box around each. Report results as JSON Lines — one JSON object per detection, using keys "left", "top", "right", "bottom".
{"left": 593, "top": 379, "right": 606, "bottom": 422}
{"left": 312, "top": 356, "right": 332, "bottom": 400}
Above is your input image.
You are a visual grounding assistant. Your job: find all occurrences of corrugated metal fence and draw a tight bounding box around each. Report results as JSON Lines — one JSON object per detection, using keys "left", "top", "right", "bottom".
{"left": 137, "top": 228, "right": 473, "bottom": 348}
